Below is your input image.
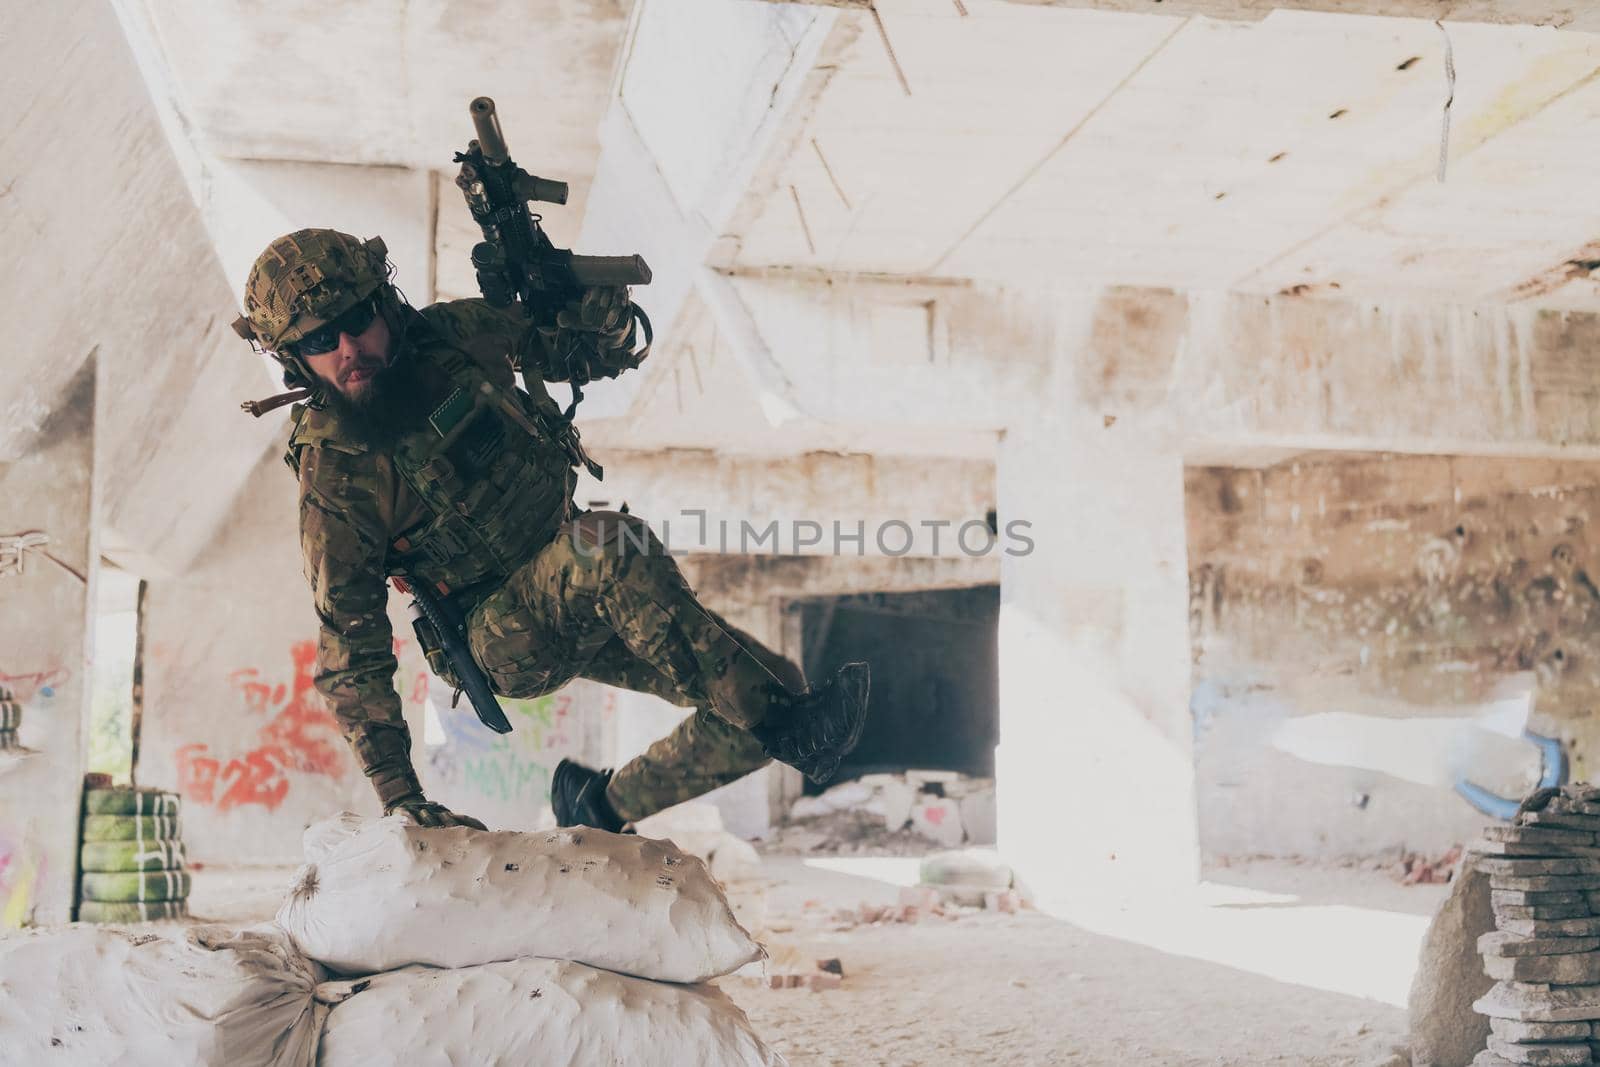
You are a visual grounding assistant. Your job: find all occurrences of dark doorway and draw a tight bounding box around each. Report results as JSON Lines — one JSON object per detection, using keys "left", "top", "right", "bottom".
{"left": 790, "top": 585, "right": 998, "bottom": 792}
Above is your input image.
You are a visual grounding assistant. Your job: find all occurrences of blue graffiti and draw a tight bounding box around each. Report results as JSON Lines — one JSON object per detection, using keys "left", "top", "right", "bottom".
{"left": 1454, "top": 730, "right": 1567, "bottom": 821}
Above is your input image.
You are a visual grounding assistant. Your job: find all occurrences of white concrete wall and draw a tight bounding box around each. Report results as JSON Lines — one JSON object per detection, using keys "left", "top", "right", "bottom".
{"left": 137, "top": 448, "right": 431, "bottom": 865}
{"left": 0, "top": 362, "right": 96, "bottom": 927}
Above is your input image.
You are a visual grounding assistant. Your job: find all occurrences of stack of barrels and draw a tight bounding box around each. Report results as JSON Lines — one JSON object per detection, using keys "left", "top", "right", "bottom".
{"left": 78, "top": 786, "right": 191, "bottom": 923}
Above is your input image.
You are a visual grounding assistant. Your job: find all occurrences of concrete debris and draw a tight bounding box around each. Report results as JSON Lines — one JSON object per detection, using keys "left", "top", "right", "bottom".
{"left": 781, "top": 771, "right": 997, "bottom": 848}
{"left": 762, "top": 809, "right": 936, "bottom": 857}
{"left": 1469, "top": 784, "right": 1600, "bottom": 1065}
{"left": 754, "top": 944, "right": 847, "bottom": 994}
{"left": 919, "top": 849, "right": 1014, "bottom": 890}
{"left": 1404, "top": 847, "right": 1465, "bottom": 886}
{"left": 910, "top": 796, "right": 964, "bottom": 848}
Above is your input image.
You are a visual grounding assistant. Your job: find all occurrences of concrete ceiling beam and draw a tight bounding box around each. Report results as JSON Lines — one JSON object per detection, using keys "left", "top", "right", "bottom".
{"left": 573, "top": 0, "right": 854, "bottom": 425}
{"left": 995, "top": 1, "right": 1600, "bottom": 31}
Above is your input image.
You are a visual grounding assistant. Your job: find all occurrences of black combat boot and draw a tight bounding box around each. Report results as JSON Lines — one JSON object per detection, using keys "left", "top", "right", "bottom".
{"left": 551, "top": 759, "right": 627, "bottom": 833}
{"left": 753, "top": 662, "right": 871, "bottom": 785}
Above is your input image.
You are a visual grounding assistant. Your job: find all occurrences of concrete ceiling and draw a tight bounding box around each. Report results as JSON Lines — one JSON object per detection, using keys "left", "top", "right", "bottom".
{"left": 130, "top": 0, "right": 628, "bottom": 178}
{"left": 732, "top": 1, "right": 1600, "bottom": 308}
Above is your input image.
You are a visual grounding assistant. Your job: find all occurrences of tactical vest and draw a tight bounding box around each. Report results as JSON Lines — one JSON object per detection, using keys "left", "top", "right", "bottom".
{"left": 286, "top": 333, "right": 579, "bottom": 601}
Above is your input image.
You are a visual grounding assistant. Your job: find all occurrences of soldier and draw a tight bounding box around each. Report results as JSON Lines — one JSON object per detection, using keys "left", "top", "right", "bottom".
{"left": 233, "top": 229, "right": 869, "bottom": 832}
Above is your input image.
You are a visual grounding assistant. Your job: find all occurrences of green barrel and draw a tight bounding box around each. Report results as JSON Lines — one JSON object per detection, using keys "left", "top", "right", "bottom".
{"left": 77, "top": 899, "right": 188, "bottom": 924}
{"left": 82, "top": 814, "right": 180, "bottom": 842}
{"left": 84, "top": 788, "right": 181, "bottom": 816}
{"left": 81, "top": 870, "right": 191, "bottom": 903}
{"left": 0, "top": 700, "right": 19, "bottom": 730}
{"left": 80, "top": 839, "right": 188, "bottom": 873}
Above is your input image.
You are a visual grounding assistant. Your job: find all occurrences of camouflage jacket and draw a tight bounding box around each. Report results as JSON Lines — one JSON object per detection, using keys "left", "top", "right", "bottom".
{"left": 289, "top": 298, "right": 641, "bottom": 792}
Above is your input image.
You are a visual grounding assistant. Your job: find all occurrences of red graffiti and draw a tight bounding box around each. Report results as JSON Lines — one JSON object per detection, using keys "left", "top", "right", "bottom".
{"left": 226, "top": 669, "right": 285, "bottom": 716}
{"left": 175, "top": 744, "right": 291, "bottom": 812}
{"left": 175, "top": 641, "right": 346, "bottom": 813}
{"left": 257, "top": 641, "right": 344, "bottom": 776}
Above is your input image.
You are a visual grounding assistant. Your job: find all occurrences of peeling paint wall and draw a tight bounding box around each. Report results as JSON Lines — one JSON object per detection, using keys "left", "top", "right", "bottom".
{"left": 1189, "top": 451, "right": 1600, "bottom": 863}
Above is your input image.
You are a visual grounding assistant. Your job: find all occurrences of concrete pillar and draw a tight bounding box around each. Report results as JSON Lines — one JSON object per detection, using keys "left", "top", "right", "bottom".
{"left": 0, "top": 362, "right": 96, "bottom": 927}
{"left": 996, "top": 413, "right": 1198, "bottom": 899}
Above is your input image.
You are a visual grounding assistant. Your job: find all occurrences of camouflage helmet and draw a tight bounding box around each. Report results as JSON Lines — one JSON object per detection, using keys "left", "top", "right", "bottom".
{"left": 232, "top": 229, "right": 390, "bottom": 354}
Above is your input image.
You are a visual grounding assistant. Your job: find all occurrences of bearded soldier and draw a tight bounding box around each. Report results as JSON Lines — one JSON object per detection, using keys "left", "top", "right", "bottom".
{"left": 233, "top": 229, "right": 869, "bottom": 832}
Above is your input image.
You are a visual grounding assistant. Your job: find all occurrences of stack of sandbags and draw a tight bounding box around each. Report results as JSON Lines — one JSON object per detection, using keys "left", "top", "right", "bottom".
{"left": 316, "top": 959, "right": 783, "bottom": 1064}
{"left": 78, "top": 786, "right": 190, "bottom": 923}
{"left": 0, "top": 686, "right": 19, "bottom": 750}
{"left": 1472, "top": 785, "right": 1600, "bottom": 1065}
{"left": 280, "top": 814, "right": 784, "bottom": 1066}
{"left": 634, "top": 802, "right": 764, "bottom": 885}
{"left": 0, "top": 923, "right": 323, "bottom": 1067}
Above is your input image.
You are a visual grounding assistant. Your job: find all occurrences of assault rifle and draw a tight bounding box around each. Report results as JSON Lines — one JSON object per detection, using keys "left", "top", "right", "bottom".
{"left": 454, "top": 96, "right": 652, "bottom": 406}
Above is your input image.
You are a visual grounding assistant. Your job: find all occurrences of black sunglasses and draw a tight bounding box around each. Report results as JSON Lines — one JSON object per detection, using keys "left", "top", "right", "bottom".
{"left": 290, "top": 297, "right": 379, "bottom": 356}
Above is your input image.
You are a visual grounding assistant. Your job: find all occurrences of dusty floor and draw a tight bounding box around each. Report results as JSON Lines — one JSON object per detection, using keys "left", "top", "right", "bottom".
{"left": 188, "top": 850, "right": 1442, "bottom": 1067}
{"left": 727, "top": 857, "right": 1432, "bottom": 1067}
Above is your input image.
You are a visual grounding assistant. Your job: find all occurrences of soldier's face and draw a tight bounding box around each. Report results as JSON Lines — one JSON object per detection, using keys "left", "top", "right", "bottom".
{"left": 301, "top": 310, "right": 393, "bottom": 401}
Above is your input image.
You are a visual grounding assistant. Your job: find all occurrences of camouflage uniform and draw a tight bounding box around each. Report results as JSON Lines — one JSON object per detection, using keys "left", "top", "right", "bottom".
{"left": 282, "top": 285, "right": 797, "bottom": 822}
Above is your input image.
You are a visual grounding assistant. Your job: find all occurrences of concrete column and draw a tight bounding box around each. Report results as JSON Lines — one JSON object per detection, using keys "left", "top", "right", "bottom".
{"left": 996, "top": 413, "right": 1198, "bottom": 899}
{"left": 0, "top": 362, "right": 96, "bottom": 927}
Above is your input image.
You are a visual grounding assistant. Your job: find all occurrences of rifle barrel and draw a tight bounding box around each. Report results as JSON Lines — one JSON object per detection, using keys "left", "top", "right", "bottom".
{"left": 469, "top": 96, "right": 509, "bottom": 163}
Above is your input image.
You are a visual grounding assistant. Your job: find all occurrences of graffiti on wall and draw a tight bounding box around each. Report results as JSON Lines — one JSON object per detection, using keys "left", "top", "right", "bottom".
{"left": 0, "top": 667, "right": 68, "bottom": 704}
{"left": 429, "top": 687, "right": 612, "bottom": 812}
{"left": 0, "top": 665, "right": 67, "bottom": 754}
{"left": 0, "top": 833, "right": 42, "bottom": 929}
{"left": 175, "top": 640, "right": 348, "bottom": 812}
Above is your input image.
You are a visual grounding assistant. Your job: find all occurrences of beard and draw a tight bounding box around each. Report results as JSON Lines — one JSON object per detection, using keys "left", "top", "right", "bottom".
{"left": 321, "top": 346, "right": 435, "bottom": 450}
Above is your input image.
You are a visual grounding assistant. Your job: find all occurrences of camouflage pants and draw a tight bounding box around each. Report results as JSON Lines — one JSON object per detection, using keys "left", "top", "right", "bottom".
{"left": 467, "top": 511, "right": 804, "bottom": 822}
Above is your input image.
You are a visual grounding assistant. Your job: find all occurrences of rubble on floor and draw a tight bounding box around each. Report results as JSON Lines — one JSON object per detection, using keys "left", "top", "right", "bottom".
{"left": 770, "top": 770, "right": 996, "bottom": 855}
{"left": 1469, "top": 784, "right": 1600, "bottom": 1066}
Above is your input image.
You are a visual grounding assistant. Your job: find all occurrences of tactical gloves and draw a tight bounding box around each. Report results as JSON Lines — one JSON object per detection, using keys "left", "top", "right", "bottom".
{"left": 558, "top": 286, "right": 634, "bottom": 344}
{"left": 359, "top": 723, "right": 486, "bottom": 830}
{"left": 385, "top": 795, "right": 488, "bottom": 831}
{"left": 537, "top": 286, "right": 644, "bottom": 384}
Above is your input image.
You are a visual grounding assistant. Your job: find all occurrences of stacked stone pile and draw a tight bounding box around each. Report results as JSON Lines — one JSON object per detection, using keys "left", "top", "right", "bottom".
{"left": 1473, "top": 785, "right": 1600, "bottom": 1066}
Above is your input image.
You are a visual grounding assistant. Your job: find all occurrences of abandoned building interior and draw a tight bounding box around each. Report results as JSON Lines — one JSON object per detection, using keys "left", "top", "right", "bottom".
{"left": 7, "top": 0, "right": 1600, "bottom": 1064}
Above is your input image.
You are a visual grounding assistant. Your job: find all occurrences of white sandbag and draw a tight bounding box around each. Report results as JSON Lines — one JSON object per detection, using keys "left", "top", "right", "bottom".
{"left": 317, "top": 958, "right": 785, "bottom": 1067}
{"left": 0, "top": 923, "right": 323, "bottom": 1067}
{"left": 279, "top": 813, "right": 763, "bottom": 983}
